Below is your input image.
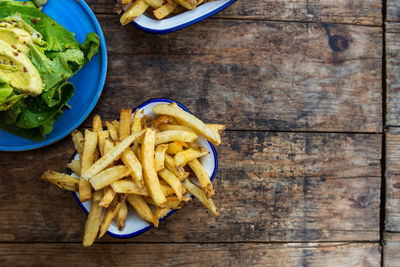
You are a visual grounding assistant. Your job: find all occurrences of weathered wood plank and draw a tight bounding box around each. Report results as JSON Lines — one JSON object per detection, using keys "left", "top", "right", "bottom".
{"left": 384, "top": 232, "right": 400, "bottom": 267}
{"left": 387, "top": 0, "right": 400, "bottom": 22}
{"left": 0, "top": 132, "right": 381, "bottom": 242}
{"left": 86, "top": 0, "right": 382, "bottom": 25}
{"left": 385, "top": 129, "right": 400, "bottom": 231}
{"left": 0, "top": 242, "right": 381, "bottom": 267}
{"left": 386, "top": 23, "right": 400, "bottom": 126}
{"left": 89, "top": 15, "right": 382, "bottom": 132}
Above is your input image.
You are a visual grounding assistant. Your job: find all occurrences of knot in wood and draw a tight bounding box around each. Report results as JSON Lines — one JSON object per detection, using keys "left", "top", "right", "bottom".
{"left": 329, "top": 35, "right": 349, "bottom": 52}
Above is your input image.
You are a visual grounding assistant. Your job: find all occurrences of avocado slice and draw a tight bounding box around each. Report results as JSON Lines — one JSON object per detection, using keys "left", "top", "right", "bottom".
{"left": 0, "top": 39, "right": 43, "bottom": 96}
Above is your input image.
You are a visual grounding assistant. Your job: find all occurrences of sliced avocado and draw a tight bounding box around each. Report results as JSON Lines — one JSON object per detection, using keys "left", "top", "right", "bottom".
{"left": 0, "top": 39, "right": 43, "bottom": 96}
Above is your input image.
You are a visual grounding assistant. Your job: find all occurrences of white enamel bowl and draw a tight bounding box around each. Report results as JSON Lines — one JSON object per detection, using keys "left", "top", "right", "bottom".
{"left": 70, "top": 98, "right": 218, "bottom": 238}
{"left": 130, "top": 0, "right": 236, "bottom": 33}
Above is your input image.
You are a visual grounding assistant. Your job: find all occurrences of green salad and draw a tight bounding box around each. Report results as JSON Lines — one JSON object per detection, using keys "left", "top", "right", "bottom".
{"left": 0, "top": 0, "right": 100, "bottom": 141}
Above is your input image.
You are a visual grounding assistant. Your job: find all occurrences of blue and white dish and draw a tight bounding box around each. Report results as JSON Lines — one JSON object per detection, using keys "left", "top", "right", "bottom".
{"left": 0, "top": 0, "right": 107, "bottom": 152}
{"left": 71, "top": 98, "right": 218, "bottom": 238}
{"left": 131, "top": 0, "right": 236, "bottom": 33}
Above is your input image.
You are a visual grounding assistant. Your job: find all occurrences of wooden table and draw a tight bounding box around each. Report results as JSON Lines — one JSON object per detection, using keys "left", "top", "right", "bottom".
{"left": 0, "top": 0, "right": 397, "bottom": 266}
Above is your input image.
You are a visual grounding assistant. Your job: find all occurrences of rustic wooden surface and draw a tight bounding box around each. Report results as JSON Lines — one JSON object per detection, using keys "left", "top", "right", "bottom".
{"left": 0, "top": 0, "right": 389, "bottom": 265}
{"left": 385, "top": 0, "right": 400, "bottom": 263}
{"left": 384, "top": 233, "right": 400, "bottom": 267}
{"left": 91, "top": 15, "right": 383, "bottom": 132}
{"left": 387, "top": 0, "right": 400, "bottom": 22}
{"left": 0, "top": 243, "right": 380, "bottom": 267}
{"left": 385, "top": 129, "right": 400, "bottom": 231}
{"left": 386, "top": 23, "right": 400, "bottom": 127}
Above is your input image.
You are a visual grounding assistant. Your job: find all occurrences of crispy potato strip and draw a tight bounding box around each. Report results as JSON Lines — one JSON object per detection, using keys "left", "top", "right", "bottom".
{"left": 153, "top": 104, "right": 221, "bottom": 145}
{"left": 183, "top": 178, "right": 219, "bottom": 217}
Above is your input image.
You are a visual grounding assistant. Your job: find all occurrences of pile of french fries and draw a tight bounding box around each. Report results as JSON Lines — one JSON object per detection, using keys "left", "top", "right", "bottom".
{"left": 116, "top": 0, "right": 216, "bottom": 24}
{"left": 41, "top": 102, "right": 225, "bottom": 247}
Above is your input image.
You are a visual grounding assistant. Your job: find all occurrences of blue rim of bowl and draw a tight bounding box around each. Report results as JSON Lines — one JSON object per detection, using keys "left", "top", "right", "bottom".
{"left": 0, "top": 0, "right": 108, "bottom": 152}
{"left": 70, "top": 98, "right": 218, "bottom": 239}
{"left": 131, "top": 0, "right": 237, "bottom": 34}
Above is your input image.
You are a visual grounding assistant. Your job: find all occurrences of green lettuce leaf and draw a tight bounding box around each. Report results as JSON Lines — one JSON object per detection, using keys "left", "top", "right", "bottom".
{"left": 0, "top": 1, "right": 100, "bottom": 141}
{"left": 0, "top": 1, "right": 80, "bottom": 52}
{"left": 29, "top": 44, "right": 84, "bottom": 91}
{"left": 15, "top": 82, "right": 74, "bottom": 129}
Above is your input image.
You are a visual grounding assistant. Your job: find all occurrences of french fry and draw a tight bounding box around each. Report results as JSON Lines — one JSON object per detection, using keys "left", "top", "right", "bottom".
{"left": 111, "top": 178, "right": 149, "bottom": 195}
{"left": 98, "top": 130, "right": 110, "bottom": 156}
{"left": 155, "top": 130, "right": 198, "bottom": 145}
{"left": 127, "top": 194, "right": 155, "bottom": 225}
{"left": 161, "top": 183, "right": 177, "bottom": 196}
{"left": 119, "top": 109, "right": 132, "bottom": 140}
{"left": 79, "top": 129, "right": 98, "bottom": 202}
{"left": 111, "top": 178, "right": 175, "bottom": 196}
{"left": 134, "top": 144, "right": 142, "bottom": 162}
{"left": 141, "top": 115, "right": 153, "bottom": 129}
{"left": 106, "top": 121, "right": 119, "bottom": 142}
{"left": 99, "top": 194, "right": 127, "bottom": 238}
{"left": 120, "top": 0, "right": 149, "bottom": 26}
{"left": 158, "top": 124, "right": 192, "bottom": 132}
{"left": 83, "top": 190, "right": 104, "bottom": 247}
{"left": 167, "top": 141, "right": 189, "bottom": 154}
{"left": 121, "top": 0, "right": 133, "bottom": 5}
{"left": 77, "top": 180, "right": 91, "bottom": 201}
{"left": 41, "top": 171, "right": 80, "bottom": 191}
{"left": 152, "top": 115, "right": 174, "bottom": 129}
{"left": 71, "top": 130, "right": 84, "bottom": 154}
{"left": 183, "top": 178, "right": 220, "bottom": 216}
{"left": 99, "top": 186, "right": 116, "bottom": 208}
{"left": 131, "top": 108, "right": 142, "bottom": 134}
{"left": 81, "top": 129, "right": 98, "bottom": 172}
{"left": 89, "top": 165, "right": 131, "bottom": 190}
{"left": 145, "top": 196, "right": 187, "bottom": 209}
{"left": 175, "top": 0, "right": 197, "bottom": 9}
{"left": 112, "top": 120, "right": 120, "bottom": 134}
{"left": 121, "top": 149, "right": 144, "bottom": 188}
{"left": 153, "top": 1, "right": 178, "bottom": 20}
{"left": 82, "top": 129, "right": 145, "bottom": 179}
{"left": 144, "top": 0, "right": 164, "bottom": 9}
{"left": 207, "top": 123, "right": 226, "bottom": 135}
{"left": 142, "top": 128, "right": 167, "bottom": 208}
{"left": 154, "top": 208, "right": 170, "bottom": 227}
{"left": 172, "top": 5, "right": 185, "bottom": 14}
{"left": 165, "top": 153, "right": 187, "bottom": 180}
{"left": 116, "top": 200, "right": 128, "bottom": 230}
{"left": 187, "top": 158, "right": 214, "bottom": 198}
{"left": 153, "top": 104, "right": 221, "bottom": 145}
{"left": 155, "top": 144, "right": 168, "bottom": 171}
{"left": 158, "top": 169, "right": 185, "bottom": 200}
{"left": 174, "top": 147, "right": 209, "bottom": 167}
{"left": 103, "top": 138, "right": 114, "bottom": 154}
{"left": 67, "top": 159, "right": 81, "bottom": 176}
{"left": 92, "top": 115, "right": 103, "bottom": 133}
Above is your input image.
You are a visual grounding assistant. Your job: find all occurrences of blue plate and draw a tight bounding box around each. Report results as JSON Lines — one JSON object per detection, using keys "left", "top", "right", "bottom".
{"left": 0, "top": 0, "right": 107, "bottom": 152}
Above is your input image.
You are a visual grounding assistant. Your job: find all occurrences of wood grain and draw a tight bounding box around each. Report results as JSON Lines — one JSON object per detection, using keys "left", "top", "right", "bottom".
{"left": 385, "top": 129, "right": 400, "bottom": 231}
{"left": 0, "top": 242, "right": 380, "bottom": 267}
{"left": 384, "top": 233, "right": 400, "bottom": 267}
{"left": 88, "top": 15, "right": 382, "bottom": 132}
{"left": 86, "top": 0, "right": 382, "bottom": 25}
{"left": 387, "top": 0, "right": 400, "bottom": 22}
{"left": 386, "top": 23, "right": 400, "bottom": 126}
{"left": 0, "top": 132, "right": 381, "bottom": 243}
